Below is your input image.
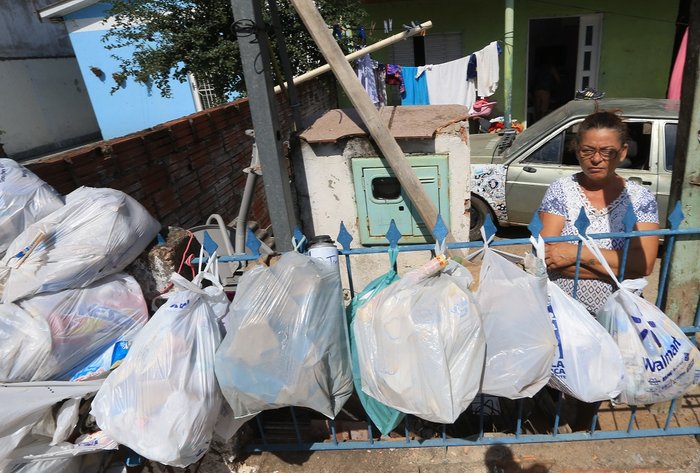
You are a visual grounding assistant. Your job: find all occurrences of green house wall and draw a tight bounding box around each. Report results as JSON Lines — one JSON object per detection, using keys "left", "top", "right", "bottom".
{"left": 357, "top": 0, "right": 679, "bottom": 122}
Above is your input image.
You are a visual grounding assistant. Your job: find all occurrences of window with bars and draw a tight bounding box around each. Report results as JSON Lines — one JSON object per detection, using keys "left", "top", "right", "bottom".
{"left": 191, "top": 75, "right": 226, "bottom": 111}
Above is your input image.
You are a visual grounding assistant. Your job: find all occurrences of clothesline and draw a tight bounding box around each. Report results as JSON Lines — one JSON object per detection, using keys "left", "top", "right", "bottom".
{"left": 355, "top": 41, "right": 501, "bottom": 116}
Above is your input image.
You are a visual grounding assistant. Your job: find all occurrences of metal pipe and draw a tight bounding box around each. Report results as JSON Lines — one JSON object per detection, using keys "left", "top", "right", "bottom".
{"left": 273, "top": 21, "right": 433, "bottom": 93}
{"left": 504, "top": 0, "right": 514, "bottom": 128}
{"left": 235, "top": 132, "right": 261, "bottom": 255}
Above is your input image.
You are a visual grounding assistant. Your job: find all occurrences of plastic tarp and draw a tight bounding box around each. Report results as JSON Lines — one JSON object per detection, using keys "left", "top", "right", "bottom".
{"left": 91, "top": 272, "right": 228, "bottom": 467}
{"left": 354, "top": 257, "right": 485, "bottom": 424}
{"left": 0, "top": 186, "right": 160, "bottom": 303}
{"left": 215, "top": 251, "right": 352, "bottom": 419}
{"left": 0, "top": 159, "right": 63, "bottom": 259}
{"left": 0, "top": 274, "right": 148, "bottom": 382}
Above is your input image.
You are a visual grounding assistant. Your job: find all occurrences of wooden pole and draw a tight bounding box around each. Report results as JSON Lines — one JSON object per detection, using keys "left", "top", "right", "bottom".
{"left": 273, "top": 21, "right": 432, "bottom": 93}
{"left": 289, "top": 0, "right": 459, "bottom": 249}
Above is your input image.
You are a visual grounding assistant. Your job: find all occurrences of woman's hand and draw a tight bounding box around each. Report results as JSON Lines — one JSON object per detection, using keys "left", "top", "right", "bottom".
{"left": 544, "top": 242, "right": 577, "bottom": 270}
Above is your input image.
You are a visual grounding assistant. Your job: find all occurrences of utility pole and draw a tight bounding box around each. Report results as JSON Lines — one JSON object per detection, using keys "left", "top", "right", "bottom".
{"left": 230, "top": 0, "right": 297, "bottom": 252}
{"left": 663, "top": 0, "right": 700, "bottom": 325}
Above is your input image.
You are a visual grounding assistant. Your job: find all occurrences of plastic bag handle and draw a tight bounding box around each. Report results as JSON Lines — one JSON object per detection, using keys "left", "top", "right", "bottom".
{"left": 388, "top": 246, "right": 398, "bottom": 269}
{"left": 578, "top": 234, "right": 621, "bottom": 288}
{"left": 530, "top": 235, "right": 546, "bottom": 262}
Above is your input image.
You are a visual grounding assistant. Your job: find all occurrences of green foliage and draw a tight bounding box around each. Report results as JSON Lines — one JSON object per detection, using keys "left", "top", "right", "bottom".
{"left": 102, "top": 0, "right": 368, "bottom": 99}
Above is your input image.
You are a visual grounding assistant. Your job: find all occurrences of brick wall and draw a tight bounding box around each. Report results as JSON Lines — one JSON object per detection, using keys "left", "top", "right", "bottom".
{"left": 26, "top": 76, "right": 337, "bottom": 231}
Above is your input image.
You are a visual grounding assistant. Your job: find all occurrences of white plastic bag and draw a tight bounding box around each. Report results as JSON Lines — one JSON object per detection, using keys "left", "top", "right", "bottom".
{"left": 0, "top": 187, "right": 160, "bottom": 303}
{"left": 0, "top": 274, "right": 148, "bottom": 382}
{"left": 476, "top": 245, "right": 557, "bottom": 399}
{"left": 547, "top": 282, "right": 626, "bottom": 402}
{"left": 0, "top": 304, "right": 51, "bottom": 382}
{"left": 354, "top": 256, "right": 485, "bottom": 423}
{"left": 0, "top": 159, "right": 63, "bottom": 259}
{"left": 91, "top": 272, "right": 228, "bottom": 467}
{"left": 215, "top": 251, "right": 352, "bottom": 419}
{"left": 580, "top": 237, "right": 700, "bottom": 405}
{"left": 527, "top": 236, "right": 625, "bottom": 402}
{"left": 0, "top": 380, "right": 103, "bottom": 463}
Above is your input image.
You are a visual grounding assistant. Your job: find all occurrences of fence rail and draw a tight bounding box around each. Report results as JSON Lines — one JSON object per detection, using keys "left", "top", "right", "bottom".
{"left": 199, "top": 201, "right": 700, "bottom": 452}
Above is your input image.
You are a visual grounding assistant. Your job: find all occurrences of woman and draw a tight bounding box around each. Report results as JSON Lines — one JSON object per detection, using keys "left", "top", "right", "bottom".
{"left": 538, "top": 109, "right": 660, "bottom": 315}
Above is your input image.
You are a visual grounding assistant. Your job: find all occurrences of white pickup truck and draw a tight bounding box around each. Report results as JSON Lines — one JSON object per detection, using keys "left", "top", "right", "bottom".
{"left": 467, "top": 98, "right": 679, "bottom": 240}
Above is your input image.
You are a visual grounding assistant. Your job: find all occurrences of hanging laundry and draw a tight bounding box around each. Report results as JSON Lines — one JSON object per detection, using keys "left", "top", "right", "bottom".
{"left": 475, "top": 41, "right": 500, "bottom": 97}
{"left": 668, "top": 27, "right": 687, "bottom": 100}
{"left": 466, "top": 54, "right": 477, "bottom": 80}
{"left": 385, "top": 64, "right": 405, "bottom": 94}
{"left": 356, "top": 54, "right": 380, "bottom": 106}
{"left": 401, "top": 66, "right": 429, "bottom": 106}
{"left": 422, "top": 56, "right": 475, "bottom": 109}
{"left": 375, "top": 63, "right": 387, "bottom": 107}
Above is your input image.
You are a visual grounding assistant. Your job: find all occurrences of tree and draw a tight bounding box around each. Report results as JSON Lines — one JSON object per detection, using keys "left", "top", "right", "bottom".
{"left": 103, "top": 0, "right": 369, "bottom": 99}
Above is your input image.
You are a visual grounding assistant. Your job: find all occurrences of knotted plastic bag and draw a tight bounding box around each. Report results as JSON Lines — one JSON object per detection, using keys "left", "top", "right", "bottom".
{"left": 546, "top": 281, "right": 626, "bottom": 402}
{"left": 0, "top": 159, "right": 63, "bottom": 259}
{"left": 527, "top": 236, "right": 625, "bottom": 402}
{"left": 91, "top": 272, "right": 228, "bottom": 467}
{"left": 354, "top": 255, "right": 485, "bottom": 424}
{"left": 215, "top": 251, "right": 352, "bottom": 419}
{"left": 476, "top": 244, "right": 556, "bottom": 399}
{"left": 0, "top": 274, "right": 148, "bottom": 382}
{"left": 580, "top": 236, "right": 700, "bottom": 405}
{"left": 0, "top": 187, "right": 160, "bottom": 303}
{"left": 346, "top": 250, "right": 404, "bottom": 435}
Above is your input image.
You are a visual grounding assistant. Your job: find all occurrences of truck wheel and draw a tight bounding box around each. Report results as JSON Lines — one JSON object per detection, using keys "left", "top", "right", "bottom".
{"left": 469, "top": 196, "right": 493, "bottom": 241}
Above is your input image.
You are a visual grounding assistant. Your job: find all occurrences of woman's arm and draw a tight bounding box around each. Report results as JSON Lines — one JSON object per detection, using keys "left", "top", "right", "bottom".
{"left": 539, "top": 212, "right": 659, "bottom": 279}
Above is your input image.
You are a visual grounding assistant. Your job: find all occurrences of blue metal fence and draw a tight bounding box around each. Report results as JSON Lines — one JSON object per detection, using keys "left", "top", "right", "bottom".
{"left": 202, "top": 201, "right": 700, "bottom": 451}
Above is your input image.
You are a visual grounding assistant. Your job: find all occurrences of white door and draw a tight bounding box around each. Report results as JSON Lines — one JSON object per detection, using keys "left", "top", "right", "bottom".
{"left": 575, "top": 14, "right": 603, "bottom": 91}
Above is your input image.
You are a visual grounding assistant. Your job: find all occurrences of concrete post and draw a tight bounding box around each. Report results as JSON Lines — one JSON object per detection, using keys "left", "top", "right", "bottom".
{"left": 230, "top": 0, "right": 297, "bottom": 252}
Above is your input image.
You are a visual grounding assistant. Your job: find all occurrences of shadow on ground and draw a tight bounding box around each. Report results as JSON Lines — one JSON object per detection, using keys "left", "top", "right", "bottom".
{"left": 484, "top": 445, "right": 549, "bottom": 473}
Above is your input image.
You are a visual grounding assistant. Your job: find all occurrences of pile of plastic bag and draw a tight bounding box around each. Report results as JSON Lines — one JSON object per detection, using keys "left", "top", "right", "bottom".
{"left": 0, "top": 163, "right": 161, "bottom": 469}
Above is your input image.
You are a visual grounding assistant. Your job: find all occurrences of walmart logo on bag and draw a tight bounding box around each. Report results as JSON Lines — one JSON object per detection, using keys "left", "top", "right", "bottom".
{"left": 631, "top": 315, "right": 662, "bottom": 347}
{"left": 642, "top": 337, "right": 682, "bottom": 373}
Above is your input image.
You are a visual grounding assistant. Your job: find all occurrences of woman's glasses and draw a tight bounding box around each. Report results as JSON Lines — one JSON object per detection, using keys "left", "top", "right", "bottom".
{"left": 578, "top": 147, "right": 620, "bottom": 160}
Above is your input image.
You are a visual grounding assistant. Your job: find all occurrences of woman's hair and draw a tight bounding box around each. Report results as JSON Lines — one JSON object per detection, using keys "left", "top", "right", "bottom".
{"left": 575, "top": 109, "right": 629, "bottom": 146}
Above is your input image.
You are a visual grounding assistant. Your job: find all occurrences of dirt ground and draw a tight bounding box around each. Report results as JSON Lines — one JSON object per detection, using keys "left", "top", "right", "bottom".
{"left": 202, "top": 435, "right": 700, "bottom": 473}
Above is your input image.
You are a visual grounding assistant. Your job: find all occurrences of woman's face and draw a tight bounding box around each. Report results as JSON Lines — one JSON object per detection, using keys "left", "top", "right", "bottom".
{"left": 577, "top": 128, "right": 627, "bottom": 182}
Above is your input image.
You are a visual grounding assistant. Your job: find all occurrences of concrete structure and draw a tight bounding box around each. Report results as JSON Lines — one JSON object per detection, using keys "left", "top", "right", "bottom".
{"left": 39, "top": 1, "right": 201, "bottom": 140}
{"left": 297, "top": 105, "right": 471, "bottom": 289}
{"left": 0, "top": 0, "right": 100, "bottom": 159}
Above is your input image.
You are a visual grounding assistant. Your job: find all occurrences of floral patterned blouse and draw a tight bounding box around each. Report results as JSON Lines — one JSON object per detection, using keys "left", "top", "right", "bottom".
{"left": 538, "top": 173, "right": 658, "bottom": 314}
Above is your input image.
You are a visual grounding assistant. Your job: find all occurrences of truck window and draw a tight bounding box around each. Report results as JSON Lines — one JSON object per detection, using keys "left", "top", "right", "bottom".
{"left": 622, "top": 122, "right": 652, "bottom": 170}
{"left": 523, "top": 132, "right": 564, "bottom": 164}
{"left": 665, "top": 123, "right": 677, "bottom": 171}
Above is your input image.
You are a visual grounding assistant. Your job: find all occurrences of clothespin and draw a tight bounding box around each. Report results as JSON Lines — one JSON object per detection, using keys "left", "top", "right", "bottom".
{"left": 384, "top": 20, "right": 388, "bottom": 34}
{"left": 389, "top": 19, "right": 393, "bottom": 32}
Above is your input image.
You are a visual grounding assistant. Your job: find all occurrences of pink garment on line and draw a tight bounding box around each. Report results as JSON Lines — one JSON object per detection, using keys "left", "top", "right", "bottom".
{"left": 668, "top": 27, "right": 688, "bottom": 100}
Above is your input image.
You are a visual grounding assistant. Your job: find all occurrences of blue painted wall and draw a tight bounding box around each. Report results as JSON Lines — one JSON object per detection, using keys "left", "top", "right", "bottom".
{"left": 65, "top": 3, "right": 197, "bottom": 139}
